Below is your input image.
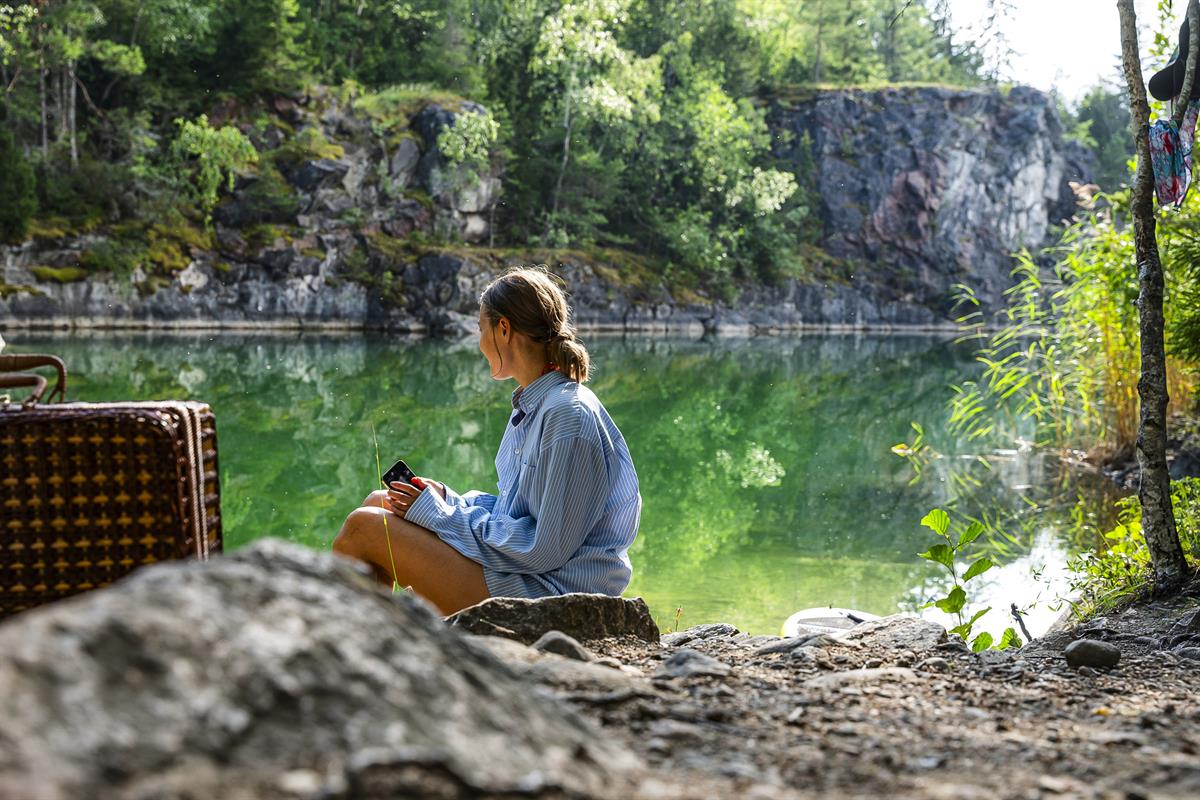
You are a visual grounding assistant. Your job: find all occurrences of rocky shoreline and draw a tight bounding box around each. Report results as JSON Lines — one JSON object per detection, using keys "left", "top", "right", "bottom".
{"left": 1, "top": 540, "right": 1197, "bottom": 799}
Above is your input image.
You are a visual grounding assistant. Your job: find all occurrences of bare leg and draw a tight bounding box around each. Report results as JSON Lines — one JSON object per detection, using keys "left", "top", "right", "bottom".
{"left": 333, "top": 497, "right": 490, "bottom": 616}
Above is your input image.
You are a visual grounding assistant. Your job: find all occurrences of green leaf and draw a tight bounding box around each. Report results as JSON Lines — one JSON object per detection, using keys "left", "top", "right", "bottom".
{"left": 921, "top": 508, "right": 950, "bottom": 537}
{"left": 935, "top": 586, "right": 966, "bottom": 615}
{"left": 997, "top": 627, "right": 1022, "bottom": 650}
{"left": 959, "top": 520, "right": 986, "bottom": 546}
{"left": 952, "top": 607, "right": 991, "bottom": 641}
{"left": 962, "top": 557, "right": 996, "bottom": 582}
{"left": 919, "top": 544, "right": 955, "bottom": 570}
{"left": 970, "top": 631, "right": 994, "bottom": 652}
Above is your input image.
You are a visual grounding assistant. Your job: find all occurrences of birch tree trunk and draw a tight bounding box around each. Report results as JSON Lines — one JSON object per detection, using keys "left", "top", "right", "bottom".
{"left": 548, "top": 66, "right": 576, "bottom": 230}
{"left": 57, "top": 65, "right": 65, "bottom": 143}
{"left": 68, "top": 61, "right": 77, "bottom": 166}
{"left": 38, "top": 50, "right": 47, "bottom": 156}
{"left": 1117, "top": 0, "right": 1188, "bottom": 592}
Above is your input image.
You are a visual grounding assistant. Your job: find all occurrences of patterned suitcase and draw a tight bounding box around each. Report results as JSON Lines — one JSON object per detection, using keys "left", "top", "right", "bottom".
{"left": 0, "top": 354, "right": 221, "bottom": 619}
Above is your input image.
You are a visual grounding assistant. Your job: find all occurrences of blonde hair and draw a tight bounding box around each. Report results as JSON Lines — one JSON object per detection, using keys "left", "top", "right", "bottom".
{"left": 480, "top": 266, "right": 591, "bottom": 383}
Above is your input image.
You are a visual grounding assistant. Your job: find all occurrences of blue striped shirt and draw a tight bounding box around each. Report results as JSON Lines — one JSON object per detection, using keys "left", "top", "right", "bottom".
{"left": 406, "top": 370, "right": 642, "bottom": 598}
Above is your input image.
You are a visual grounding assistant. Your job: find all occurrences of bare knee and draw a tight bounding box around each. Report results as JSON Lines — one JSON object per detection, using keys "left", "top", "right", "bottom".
{"left": 360, "top": 489, "right": 390, "bottom": 508}
{"left": 333, "top": 507, "right": 382, "bottom": 557}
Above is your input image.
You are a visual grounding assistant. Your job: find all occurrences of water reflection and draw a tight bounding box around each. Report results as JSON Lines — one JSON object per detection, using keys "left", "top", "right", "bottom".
{"left": 9, "top": 331, "right": 1096, "bottom": 634}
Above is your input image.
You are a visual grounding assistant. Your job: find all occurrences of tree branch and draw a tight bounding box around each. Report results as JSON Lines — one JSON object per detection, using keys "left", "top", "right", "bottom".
{"left": 889, "top": 0, "right": 917, "bottom": 30}
{"left": 1172, "top": 0, "right": 1200, "bottom": 126}
{"left": 68, "top": 69, "right": 105, "bottom": 118}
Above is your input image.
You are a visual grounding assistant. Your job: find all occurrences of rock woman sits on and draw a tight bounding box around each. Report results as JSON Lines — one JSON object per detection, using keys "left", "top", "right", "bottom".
{"left": 333, "top": 267, "right": 643, "bottom": 615}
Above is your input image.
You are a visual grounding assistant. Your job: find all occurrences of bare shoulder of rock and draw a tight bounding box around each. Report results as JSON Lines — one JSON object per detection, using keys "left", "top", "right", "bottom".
{"left": 0, "top": 541, "right": 646, "bottom": 799}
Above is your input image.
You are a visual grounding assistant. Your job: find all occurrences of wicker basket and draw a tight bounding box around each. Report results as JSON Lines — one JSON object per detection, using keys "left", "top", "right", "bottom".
{"left": 0, "top": 355, "right": 221, "bottom": 619}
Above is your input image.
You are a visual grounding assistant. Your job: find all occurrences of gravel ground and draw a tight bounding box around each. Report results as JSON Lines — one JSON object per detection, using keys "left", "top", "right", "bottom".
{"left": 565, "top": 585, "right": 1200, "bottom": 800}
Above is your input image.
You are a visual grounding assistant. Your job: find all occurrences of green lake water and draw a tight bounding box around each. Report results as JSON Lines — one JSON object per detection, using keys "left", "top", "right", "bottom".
{"left": 9, "top": 332, "right": 1089, "bottom": 635}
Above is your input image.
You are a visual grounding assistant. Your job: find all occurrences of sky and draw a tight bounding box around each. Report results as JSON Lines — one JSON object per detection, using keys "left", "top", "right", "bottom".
{"left": 944, "top": 0, "right": 1182, "bottom": 104}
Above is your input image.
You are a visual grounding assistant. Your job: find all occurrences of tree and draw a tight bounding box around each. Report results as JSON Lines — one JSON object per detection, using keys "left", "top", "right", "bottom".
{"left": 529, "top": 0, "right": 660, "bottom": 239}
{"left": 1074, "top": 84, "right": 1133, "bottom": 190}
{"left": 0, "top": 125, "right": 36, "bottom": 241}
{"left": 1116, "top": 0, "right": 1190, "bottom": 592}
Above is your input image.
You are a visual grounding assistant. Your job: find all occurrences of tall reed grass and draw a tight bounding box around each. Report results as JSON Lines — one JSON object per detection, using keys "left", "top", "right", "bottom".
{"left": 949, "top": 189, "right": 1197, "bottom": 461}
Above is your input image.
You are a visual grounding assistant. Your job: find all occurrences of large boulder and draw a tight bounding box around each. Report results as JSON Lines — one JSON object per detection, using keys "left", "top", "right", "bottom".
{"left": 0, "top": 539, "right": 642, "bottom": 800}
{"left": 446, "top": 593, "right": 661, "bottom": 645}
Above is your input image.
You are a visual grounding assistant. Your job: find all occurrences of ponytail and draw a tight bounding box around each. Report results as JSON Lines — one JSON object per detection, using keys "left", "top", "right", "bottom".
{"left": 547, "top": 330, "right": 590, "bottom": 383}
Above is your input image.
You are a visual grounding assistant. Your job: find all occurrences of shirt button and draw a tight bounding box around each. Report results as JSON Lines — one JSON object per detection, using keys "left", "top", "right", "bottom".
{"left": 515, "top": 448, "right": 521, "bottom": 456}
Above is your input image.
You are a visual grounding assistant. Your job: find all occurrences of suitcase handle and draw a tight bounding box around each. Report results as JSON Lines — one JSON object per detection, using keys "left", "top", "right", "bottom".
{"left": 0, "top": 373, "right": 49, "bottom": 408}
{"left": 0, "top": 355, "right": 67, "bottom": 406}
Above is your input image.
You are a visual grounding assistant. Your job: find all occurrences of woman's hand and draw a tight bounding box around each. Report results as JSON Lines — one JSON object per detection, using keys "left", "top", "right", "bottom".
{"left": 384, "top": 477, "right": 446, "bottom": 518}
{"left": 416, "top": 477, "right": 447, "bottom": 500}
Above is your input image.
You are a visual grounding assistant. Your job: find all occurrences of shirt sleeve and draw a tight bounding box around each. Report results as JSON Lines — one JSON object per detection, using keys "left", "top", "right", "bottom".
{"left": 440, "top": 485, "right": 497, "bottom": 512}
{"left": 405, "top": 435, "right": 609, "bottom": 575}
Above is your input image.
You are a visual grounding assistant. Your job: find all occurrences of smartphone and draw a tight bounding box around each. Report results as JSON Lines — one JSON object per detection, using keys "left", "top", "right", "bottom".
{"left": 381, "top": 458, "right": 418, "bottom": 488}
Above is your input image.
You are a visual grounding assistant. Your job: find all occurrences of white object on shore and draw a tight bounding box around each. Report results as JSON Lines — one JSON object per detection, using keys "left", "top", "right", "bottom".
{"left": 781, "top": 607, "right": 881, "bottom": 639}
{"left": 0, "top": 332, "right": 5, "bottom": 352}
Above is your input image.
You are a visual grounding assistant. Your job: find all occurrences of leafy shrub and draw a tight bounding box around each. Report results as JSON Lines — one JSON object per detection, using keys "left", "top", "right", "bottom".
{"left": 80, "top": 238, "right": 146, "bottom": 279}
{"left": 171, "top": 115, "right": 259, "bottom": 224}
{"left": 1068, "top": 477, "right": 1200, "bottom": 615}
{"left": 35, "top": 157, "right": 120, "bottom": 230}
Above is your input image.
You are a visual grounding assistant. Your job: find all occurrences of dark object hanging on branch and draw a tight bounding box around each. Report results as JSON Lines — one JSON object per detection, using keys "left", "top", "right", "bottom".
{"left": 1150, "top": 17, "right": 1200, "bottom": 102}
{"left": 1117, "top": 0, "right": 1192, "bottom": 593}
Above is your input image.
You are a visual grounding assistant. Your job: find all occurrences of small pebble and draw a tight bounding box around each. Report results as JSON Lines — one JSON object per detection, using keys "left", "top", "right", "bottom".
{"left": 1065, "top": 639, "right": 1121, "bottom": 669}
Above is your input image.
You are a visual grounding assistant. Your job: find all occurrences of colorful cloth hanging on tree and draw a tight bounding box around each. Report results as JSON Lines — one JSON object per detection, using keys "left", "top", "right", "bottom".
{"left": 1150, "top": 100, "right": 1200, "bottom": 208}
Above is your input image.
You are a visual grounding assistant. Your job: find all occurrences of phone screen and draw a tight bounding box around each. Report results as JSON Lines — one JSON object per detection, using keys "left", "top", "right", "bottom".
{"left": 381, "top": 458, "right": 417, "bottom": 487}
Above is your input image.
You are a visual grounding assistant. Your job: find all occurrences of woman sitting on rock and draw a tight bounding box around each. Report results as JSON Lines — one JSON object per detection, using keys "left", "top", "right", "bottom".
{"left": 333, "top": 267, "right": 642, "bottom": 615}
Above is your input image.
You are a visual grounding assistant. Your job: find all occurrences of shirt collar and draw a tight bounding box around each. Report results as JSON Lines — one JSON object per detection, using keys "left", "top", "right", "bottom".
{"left": 511, "top": 370, "right": 570, "bottom": 414}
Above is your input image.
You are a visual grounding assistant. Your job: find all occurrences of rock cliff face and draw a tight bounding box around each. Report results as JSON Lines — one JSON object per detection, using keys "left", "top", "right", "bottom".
{"left": 768, "top": 85, "right": 1093, "bottom": 316}
{"left": 0, "top": 86, "right": 1090, "bottom": 333}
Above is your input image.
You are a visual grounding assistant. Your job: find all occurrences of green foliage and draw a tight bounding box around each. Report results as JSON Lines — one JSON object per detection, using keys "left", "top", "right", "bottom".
{"left": 436, "top": 108, "right": 500, "bottom": 179}
{"left": 1070, "top": 85, "right": 1133, "bottom": 192}
{"left": 78, "top": 214, "right": 210, "bottom": 280}
{"left": 1067, "top": 477, "right": 1200, "bottom": 616}
{"left": 296, "top": 0, "right": 483, "bottom": 95}
{"left": 0, "top": 128, "right": 36, "bottom": 243}
{"left": 80, "top": 237, "right": 146, "bottom": 279}
{"left": 918, "top": 507, "right": 1021, "bottom": 651}
{"left": 744, "top": 0, "right": 985, "bottom": 88}
{"left": 171, "top": 115, "right": 259, "bottom": 224}
{"left": 29, "top": 265, "right": 88, "bottom": 283}
{"left": 272, "top": 126, "right": 344, "bottom": 168}
{"left": 34, "top": 157, "right": 117, "bottom": 230}
{"left": 1163, "top": 197, "right": 1200, "bottom": 369}
{"left": 238, "top": 163, "right": 301, "bottom": 224}
{"left": 353, "top": 83, "right": 466, "bottom": 130}
{"left": 945, "top": 190, "right": 1198, "bottom": 458}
